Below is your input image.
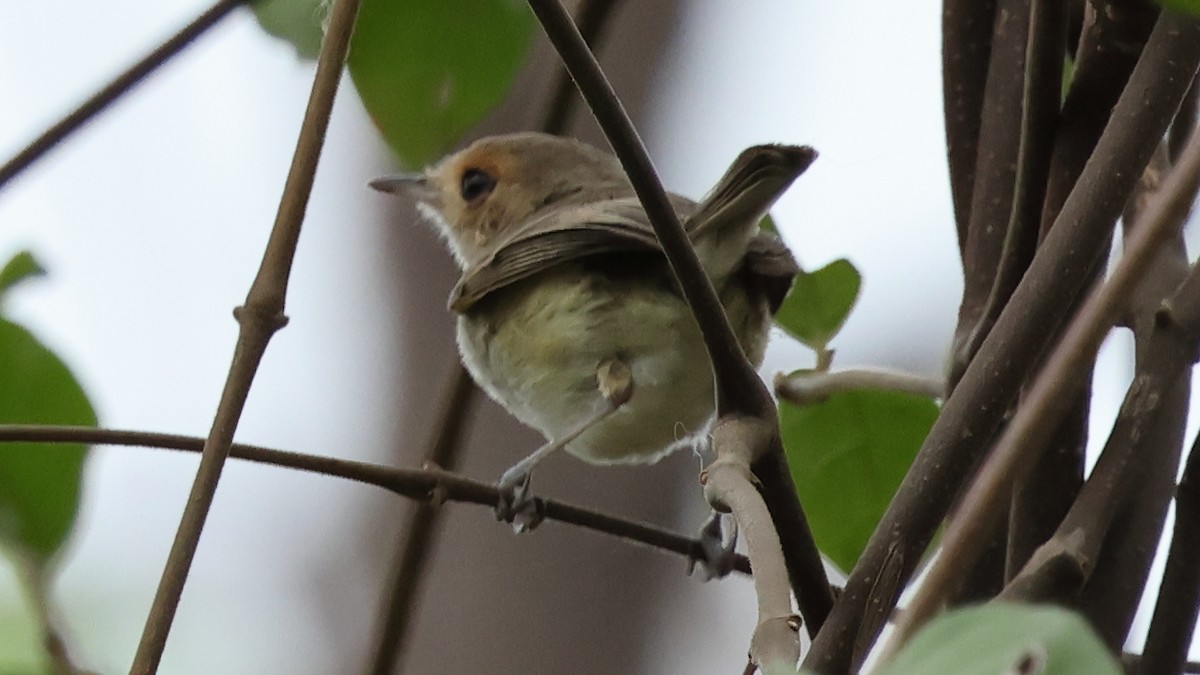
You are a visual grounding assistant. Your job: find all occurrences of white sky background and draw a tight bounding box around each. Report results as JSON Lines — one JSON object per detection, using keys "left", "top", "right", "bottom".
{"left": 0, "top": 1, "right": 1197, "bottom": 673}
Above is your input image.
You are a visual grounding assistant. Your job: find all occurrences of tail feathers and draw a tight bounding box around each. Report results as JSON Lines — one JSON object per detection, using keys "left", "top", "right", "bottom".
{"left": 686, "top": 144, "right": 816, "bottom": 282}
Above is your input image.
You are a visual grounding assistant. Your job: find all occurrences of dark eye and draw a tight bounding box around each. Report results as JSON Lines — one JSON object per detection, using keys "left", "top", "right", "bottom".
{"left": 460, "top": 168, "right": 496, "bottom": 201}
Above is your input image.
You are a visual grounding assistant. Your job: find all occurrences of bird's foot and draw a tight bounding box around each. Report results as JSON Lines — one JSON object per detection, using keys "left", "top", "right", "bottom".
{"left": 495, "top": 468, "right": 544, "bottom": 533}
{"left": 690, "top": 511, "right": 739, "bottom": 580}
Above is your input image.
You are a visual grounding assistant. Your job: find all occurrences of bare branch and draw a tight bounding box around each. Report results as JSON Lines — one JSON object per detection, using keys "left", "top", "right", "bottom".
{"left": 1007, "top": 0, "right": 1159, "bottom": 585}
{"left": 367, "top": 365, "right": 477, "bottom": 675}
{"left": 942, "top": 0, "right": 997, "bottom": 252}
{"left": 523, "top": 0, "right": 833, "bottom": 633}
{"left": 804, "top": 11, "right": 1200, "bottom": 673}
{"left": 0, "top": 424, "right": 751, "bottom": 575}
{"left": 1073, "top": 146, "right": 1191, "bottom": 649}
{"left": 539, "top": 0, "right": 626, "bottom": 136}
{"left": 1139, "top": 430, "right": 1200, "bottom": 675}
{"left": 949, "top": 0, "right": 1041, "bottom": 386}
{"left": 703, "top": 419, "right": 800, "bottom": 670}
{"left": 130, "top": 1, "right": 363, "bottom": 671}
{"left": 0, "top": 0, "right": 251, "bottom": 190}
{"left": 891, "top": 60, "right": 1200, "bottom": 650}
{"left": 773, "top": 369, "right": 944, "bottom": 405}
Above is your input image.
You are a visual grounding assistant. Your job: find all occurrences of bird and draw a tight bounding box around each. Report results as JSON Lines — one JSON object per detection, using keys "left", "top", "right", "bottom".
{"left": 371, "top": 132, "right": 814, "bottom": 524}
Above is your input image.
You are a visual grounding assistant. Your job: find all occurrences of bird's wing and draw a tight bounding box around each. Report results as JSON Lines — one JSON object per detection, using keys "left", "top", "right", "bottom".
{"left": 449, "top": 197, "right": 695, "bottom": 312}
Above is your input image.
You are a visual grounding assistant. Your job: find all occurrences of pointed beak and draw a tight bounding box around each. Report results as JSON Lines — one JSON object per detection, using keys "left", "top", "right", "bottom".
{"left": 368, "top": 173, "right": 428, "bottom": 195}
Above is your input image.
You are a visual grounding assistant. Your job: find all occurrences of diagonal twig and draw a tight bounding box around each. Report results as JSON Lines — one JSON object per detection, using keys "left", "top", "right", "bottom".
{"left": 367, "top": 365, "right": 477, "bottom": 675}
{"left": 130, "top": 0, "right": 363, "bottom": 671}
{"left": 523, "top": 0, "right": 832, "bottom": 651}
{"left": 0, "top": 0, "right": 253, "bottom": 190}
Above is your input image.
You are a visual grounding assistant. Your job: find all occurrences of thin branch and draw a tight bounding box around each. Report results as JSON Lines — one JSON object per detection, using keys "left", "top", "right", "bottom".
{"left": 539, "top": 0, "right": 626, "bottom": 136}
{"left": 773, "top": 369, "right": 944, "bottom": 405}
{"left": 0, "top": 424, "right": 749, "bottom": 574}
{"left": 523, "top": 0, "right": 833, "bottom": 634}
{"left": 525, "top": 0, "right": 766, "bottom": 419}
{"left": 890, "top": 71, "right": 1200, "bottom": 651}
{"left": 130, "top": 1, "right": 362, "bottom": 671}
{"left": 804, "top": 11, "right": 1200, "bottom": 673}
{"left": 0, "top": 0, "right": 251, "bottom": 190}
{"left": 1139, "top": 430, "right": 1200, "bottom": 675}
{"left": 367, "top": 365, "right": 477, "bottom": 675}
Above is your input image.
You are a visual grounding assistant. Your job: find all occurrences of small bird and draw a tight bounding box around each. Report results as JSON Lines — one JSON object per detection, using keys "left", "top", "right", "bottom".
{"left": 371, "top": 132, "right": 813, "bottom": 522}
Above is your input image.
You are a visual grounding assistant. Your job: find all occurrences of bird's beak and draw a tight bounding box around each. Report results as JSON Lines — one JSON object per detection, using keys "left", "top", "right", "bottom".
{"left": 368, "top": 173, "right": 429, "bottom": 196}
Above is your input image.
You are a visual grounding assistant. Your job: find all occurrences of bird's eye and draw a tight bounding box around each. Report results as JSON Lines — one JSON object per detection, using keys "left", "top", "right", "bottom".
{"left": 460, "top": 168, "right": 496, "bottom": 202}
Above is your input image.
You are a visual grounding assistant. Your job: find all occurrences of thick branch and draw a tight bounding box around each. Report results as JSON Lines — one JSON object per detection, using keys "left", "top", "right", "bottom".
{"left": 942, "top": 0, "right": 997, "bottom": 252}
{"left": 0, "top": 424, "right": 750, "bottom": 575}
{"left": 952, "top": 0, "right": 1066, "bottom": 387}
{"left": 1005, "top": 0, "right": 1160, "bottom": 583}
{"left": 949, "top": 0, "right": 1040, "bottom": 386}
{"left": 703, "top": 419, "right": 800, "bottom": 670}
{"left": 804, "top": 13, "right": 1200, "bottom": 672}
{"left": 1139, "top": 430, "right": 1200, "bottom": 675}
{"left": 0, "top": 0, "right": 251, "bottom": 190}
{"left": 130, "top": 1, "right": 362, "bottom": 671}
{"left": 892, "top": 63, "right": 1200, "bottom": 649}
{"left": 1073, "top": 148, "right": 1192, "bottom": 649}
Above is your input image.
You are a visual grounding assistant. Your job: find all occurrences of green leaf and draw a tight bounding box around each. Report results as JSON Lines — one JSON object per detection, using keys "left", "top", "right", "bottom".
{"left": 879, "top": 604, "right": 1122, "bottom": 675}
{"left": 1155, "top": 0, "right": 1200, "bottom": 17}
{"left": 0, "top": 252, "right": 45, "bottom": 301}
{"left": 759, "top": 213, "right": 779, "bottom": 235}
{"left": 0, "top": 319, "right": 95, "bottom": 563}
{"left": 347, "top": 0, "right": 535, "bottom": 168}
{"left": 774, "top": 259, "right": 861, "bottom": 350}
{"left": 253, "top": 0, "right": 325, "bottom": 59}
{"left": 780, "top": 388, "right": 937, "bottom": 572}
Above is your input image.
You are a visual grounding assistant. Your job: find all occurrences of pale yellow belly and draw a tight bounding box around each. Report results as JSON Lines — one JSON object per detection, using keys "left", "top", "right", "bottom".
{"left": 456, "top": 263, "right": 768, "bottom": 464}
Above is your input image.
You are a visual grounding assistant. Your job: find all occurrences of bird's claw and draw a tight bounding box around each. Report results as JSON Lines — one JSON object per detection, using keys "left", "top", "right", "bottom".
{"left": 689, "top": 512, "right": 738, "bottom": 580}
{"left": 495, "top": 470, "right": 544, "bottom": 533}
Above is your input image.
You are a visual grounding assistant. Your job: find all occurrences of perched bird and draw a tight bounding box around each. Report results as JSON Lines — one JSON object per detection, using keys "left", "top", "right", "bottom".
{"left": 371, "top": 132, "right": 813, "bottom": 520}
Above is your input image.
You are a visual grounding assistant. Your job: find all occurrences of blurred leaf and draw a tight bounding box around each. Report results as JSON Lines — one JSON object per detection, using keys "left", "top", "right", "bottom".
{"left": 780, "top": 387, "right": 937, "bottom": 572}
{"left": 0, "top": 604, "right": 46, "bottom": 675}
{"left": 775, "top": 259, "right": 861, "bottom": 350}
{"left": 0, "top": 252, "right": 45, "bottom": 301}
{"left": 347, "top": 0, "right": 535, "bottom": 167}
{"left": 253, "top": 0, "right": 325, "bottom": 59}
{"left": 1155, "top": 0, "right": 1200, "bottom": 16}
{"left": 0, "top": 319, "right": 95, "bottom": 563}
{"left": 759, "top": 213, "right": 778, "bottom": 235}
{"left": 878, "top": 604, "right": 1121, "bottom": 675}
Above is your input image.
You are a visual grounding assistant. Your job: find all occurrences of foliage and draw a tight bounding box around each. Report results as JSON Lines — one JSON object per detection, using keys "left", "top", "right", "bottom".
{"left": 780, "top": 388, "right": 938, "bottom": 573}
{"left": 879, "top": 604, "right": 1122, "bottom": 675}
{"left": 255, "top": 0, "right": 536, "bottom": 168}
{"left": 0, "top": 252, "right": 95, "bottom": 565}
